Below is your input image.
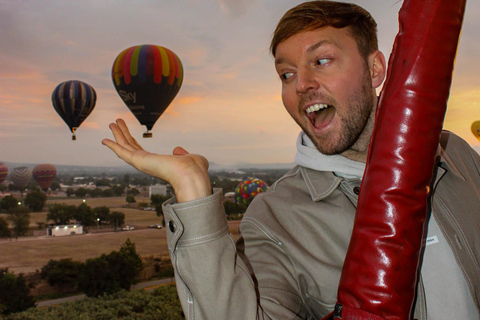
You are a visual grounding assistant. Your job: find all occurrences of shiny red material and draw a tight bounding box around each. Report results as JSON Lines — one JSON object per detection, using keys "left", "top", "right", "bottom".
{"left": 330, "top": 0, "right": 466, "bottom": 319}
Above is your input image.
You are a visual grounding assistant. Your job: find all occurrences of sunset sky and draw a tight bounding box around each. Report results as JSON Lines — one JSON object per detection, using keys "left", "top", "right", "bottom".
{"left": 1, "top": 0, "right": 479, "bottom": 167}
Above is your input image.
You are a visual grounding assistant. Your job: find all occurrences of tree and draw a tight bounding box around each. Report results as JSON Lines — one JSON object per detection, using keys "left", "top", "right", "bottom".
{"left": 0, "top": 185, "right": 7, "bottom": 193}
{"left": 111, "top": 185, "right": 125, "bottom": 197}
{"left": 49, "top": 181, "right": 60, "bottom": 191}
{"left": 65, "top": 188, "right": 75, "bottom": 197}
{"left": 74, "top": 187, "right": 88, "bottom": 198}
{"left": 24, "top": 189, "right": 47, "bottom": 212}
{"left": 0, "top": 268, "right": 35, "bottom": 315}
{"left": 7, "top": 207, "right": 30, "bottom": 239}
{"left": 47, "top": 204, "right": 74, "bottom": 225}
{"left": 224, "top": 201, "right": 247, "bottom": 215}
{"left": 150, "top": 194, "right": 170, "bottom": 206}
{"left": 74, "top": 203, "right": 96, "bottom": 227}
{"left": 95, "top": 178, "right": 111, "bottom": 187}
{"left": 77, "top": 239, "right": 143, "bottom": 298}
{"left": 120, "top": 238, "right": 143, "bottom": 273}
{"left": 126, "top": 195, "right": 136, "bottom": 203}
{"left": 76, "top": 256, "right": 110, "bottom": 297}
{"left": 87, "top": 188, "right": 103, "bottom": 198}
{"left": 127, "top": 188, "right": 140, "bottom": 196}
{"left": 93, "top": 206, "right": 110, "bottom": 224}
{"left": 102, "top": 188, "right": 114, "bottom": 197}
{"left": 40, "top": 258, "right": 82, "bottom": 292}
{"left": 0, "top": 217, "right": 11, "bottom": 239}
{"left": 0, "top": 196, "right": 18, "bottom": 212}
{"left": 109, "top": 211, "right": 125, "bottom": 230}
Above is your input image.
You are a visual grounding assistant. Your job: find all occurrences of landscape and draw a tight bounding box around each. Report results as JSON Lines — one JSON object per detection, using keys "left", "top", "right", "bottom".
{"left": 0, "top": 161, "right": 291, "bottom": 318}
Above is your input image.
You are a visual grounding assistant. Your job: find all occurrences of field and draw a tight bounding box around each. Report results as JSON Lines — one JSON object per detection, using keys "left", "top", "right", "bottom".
{"left": 0, "top": 196, "right": 240, "bottom": 275}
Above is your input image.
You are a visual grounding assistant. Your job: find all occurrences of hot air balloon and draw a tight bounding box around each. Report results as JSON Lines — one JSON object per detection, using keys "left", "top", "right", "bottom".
{"left": 10, "top": 166, "right": 32, "bottom": 190}
{"left": 112, "top": 44, "right": 184, "bottom": 138}
{"left": 234, "top": 177, "right": 269, "bottom": 205}
{"left": 33, "top": 164, "right": 57, "bottom": 192}
{"left": 52, "top": 80, "right": 97, "bottom": 140}
{"left": 0, "top": 163, "right": 8, "bottom": 185}
{"left": 472, "top": 120, "right": 480, "bottom": 142}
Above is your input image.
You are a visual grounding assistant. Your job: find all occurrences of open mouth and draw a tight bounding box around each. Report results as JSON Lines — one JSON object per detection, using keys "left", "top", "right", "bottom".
{"left": 305, "top": 103, "right": 335, "bottom": 128}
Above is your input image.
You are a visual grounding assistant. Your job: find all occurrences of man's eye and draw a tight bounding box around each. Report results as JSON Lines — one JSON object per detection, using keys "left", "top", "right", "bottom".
{"left": 281, "top": 72, "right": 294, "bottom": 80}
{"left": 316, "top": 58, "right": 330, "bottom": 65}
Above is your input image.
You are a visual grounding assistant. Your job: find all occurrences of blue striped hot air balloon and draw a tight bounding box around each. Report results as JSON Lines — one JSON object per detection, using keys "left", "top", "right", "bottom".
{"left": 52, "top": 80, "right": 97, "bottom": 140}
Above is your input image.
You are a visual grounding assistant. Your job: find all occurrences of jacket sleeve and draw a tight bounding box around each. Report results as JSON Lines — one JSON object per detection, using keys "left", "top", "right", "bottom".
{"left": 162, "top": 189, "right": 306, "bottom": 320}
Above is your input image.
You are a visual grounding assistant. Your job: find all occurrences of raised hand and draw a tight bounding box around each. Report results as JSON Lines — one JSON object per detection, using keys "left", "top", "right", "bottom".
{"left": 102, "top": 119, "right": 212, "bottom": 203}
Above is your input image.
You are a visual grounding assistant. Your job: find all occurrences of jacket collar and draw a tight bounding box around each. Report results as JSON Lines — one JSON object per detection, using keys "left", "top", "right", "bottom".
{"left": 299, "top": 166, "right": 344, "bottom": 202}
{"left": 298, "top": 143, "right": 462, "bottom": 202}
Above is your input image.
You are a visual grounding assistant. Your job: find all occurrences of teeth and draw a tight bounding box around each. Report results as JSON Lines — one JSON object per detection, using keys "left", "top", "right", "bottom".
{"left": 306, "top": 103, "right": 328, "bottom": 114}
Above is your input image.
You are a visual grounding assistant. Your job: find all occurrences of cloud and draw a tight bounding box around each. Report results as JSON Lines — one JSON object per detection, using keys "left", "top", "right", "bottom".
{"left": 213, "top": 0, "right": 258, "bottom": 16}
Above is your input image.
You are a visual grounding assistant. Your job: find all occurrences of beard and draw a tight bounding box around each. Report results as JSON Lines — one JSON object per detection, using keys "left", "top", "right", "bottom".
{"left": 300, "top": 68, "right": 375, "bottom": 155}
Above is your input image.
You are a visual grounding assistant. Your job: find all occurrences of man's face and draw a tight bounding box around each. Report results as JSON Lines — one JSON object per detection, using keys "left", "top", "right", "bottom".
{"left": 274, "top": 27, "right": 377, "bottom": 156}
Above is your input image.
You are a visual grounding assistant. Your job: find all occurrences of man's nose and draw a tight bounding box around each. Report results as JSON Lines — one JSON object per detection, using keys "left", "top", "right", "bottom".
{"left": 296, "top": 68, "right": 320, "bottom": 94}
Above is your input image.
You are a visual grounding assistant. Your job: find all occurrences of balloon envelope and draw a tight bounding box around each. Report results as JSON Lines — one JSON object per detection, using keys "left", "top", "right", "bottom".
{"left": 10, "top": 166, "right": 32, "bottom": 189}
{"left": 0, "top": 163, "right": 8, "bottom": 185}
{"left": 472, "top": 121, "right": 480, "bottom": 142}
{"left": 112, "top": 44, "right": 184, "bottom": 137}
{"left": 52, "top": 80, "right": 97, "bottom": 140}
{"left": 33, "top": 164, "right": 57, "bottom": 191}
{"left": 234, "top": 177, "right": 269, "bottom": 205}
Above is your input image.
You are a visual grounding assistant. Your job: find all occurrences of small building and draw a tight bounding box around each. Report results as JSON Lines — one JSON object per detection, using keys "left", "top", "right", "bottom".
{"left": 224, "top": 192, "right": 235, "bottom": 202}
{"left": 149, "top": 184, "right": 174, "bottom": 197}
{"left": 47, "top": 225, "right": 83, "bottom": 237}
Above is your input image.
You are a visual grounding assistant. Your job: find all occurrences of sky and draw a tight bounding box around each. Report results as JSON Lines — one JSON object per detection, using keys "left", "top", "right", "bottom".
{"left": 1, "top": 0, "right": 479, "bottom": 167}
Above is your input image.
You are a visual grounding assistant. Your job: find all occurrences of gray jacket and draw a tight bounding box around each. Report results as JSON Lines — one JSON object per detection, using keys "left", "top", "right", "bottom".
{"left": 163, "top": 132, "right": 480, "bottom": 319}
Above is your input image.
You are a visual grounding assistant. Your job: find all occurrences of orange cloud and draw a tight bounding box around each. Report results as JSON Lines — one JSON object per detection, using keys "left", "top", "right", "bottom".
{"left": 175, "top": 96, "right": 203, "bottom": 105}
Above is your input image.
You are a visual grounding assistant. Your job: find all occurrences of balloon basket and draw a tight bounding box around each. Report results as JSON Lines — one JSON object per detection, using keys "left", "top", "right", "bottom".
{"left": 143, "top": 132, "right": 152, "bottom": 138}
{"left": 72, "top": 135, "right": 76, "bottom": 141}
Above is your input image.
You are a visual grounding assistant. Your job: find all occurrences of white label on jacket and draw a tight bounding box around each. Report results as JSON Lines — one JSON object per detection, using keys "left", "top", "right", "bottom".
{"left": 426, "top": 235, "right": 439, "bottom": 246}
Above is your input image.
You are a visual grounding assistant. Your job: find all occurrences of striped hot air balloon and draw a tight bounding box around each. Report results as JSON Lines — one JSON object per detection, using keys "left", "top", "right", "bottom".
{"left": 52, "top": 80, "right": 97, "bottom": 140}
{"left": 112, "top": 44, "right": 184, "bottom": 137}
{"left": 0, "top": 163, "right": 8, "bottom": 185}
{"left": 33, "top": 164, "right": 57, "bottom": 191}
{"left": 10, "top": 166, "right": 32, "bottom": 190}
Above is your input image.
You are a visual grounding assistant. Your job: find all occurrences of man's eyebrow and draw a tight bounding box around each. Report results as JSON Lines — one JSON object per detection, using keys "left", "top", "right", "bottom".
{"left": 275, "top": 39, "right": 337, "bottom": 65}
{"left": 307, "top": 39, "right": 337, "bottom": 53}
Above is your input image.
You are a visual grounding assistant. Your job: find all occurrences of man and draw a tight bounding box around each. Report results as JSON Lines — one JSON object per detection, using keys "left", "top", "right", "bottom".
{"left": 103, "top": 1, "right": 480, "bottom": 319}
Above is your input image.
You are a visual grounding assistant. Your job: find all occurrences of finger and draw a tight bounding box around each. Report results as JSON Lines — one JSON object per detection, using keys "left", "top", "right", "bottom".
{"left": 108, "top": 121, "right": 138, "bottom": 152}
{"left": 173, "top": 146, "right": 190, "bottom": 156}
{"left": 116, "top": 119, "right": 143, "bottom": 150}
{"left": 108, "top": 122, "right": 133, "bottom": 150}
{"left": 102, "top": 137, "right": 134, "bottom": 164}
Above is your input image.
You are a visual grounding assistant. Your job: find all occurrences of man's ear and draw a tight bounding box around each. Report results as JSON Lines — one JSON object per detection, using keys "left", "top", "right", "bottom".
{"left": 369, "top": 50, "right": 386, "bottom": 89}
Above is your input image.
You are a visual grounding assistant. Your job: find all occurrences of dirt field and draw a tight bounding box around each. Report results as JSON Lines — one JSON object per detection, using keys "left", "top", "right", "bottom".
{"left": 0, "top": 196, "right": 241, "bottom": 274}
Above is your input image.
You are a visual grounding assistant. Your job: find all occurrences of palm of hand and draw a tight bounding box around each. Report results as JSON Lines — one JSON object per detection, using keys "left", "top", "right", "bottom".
{"left": 102, "top": 119, "right": 211, "bottom": 202}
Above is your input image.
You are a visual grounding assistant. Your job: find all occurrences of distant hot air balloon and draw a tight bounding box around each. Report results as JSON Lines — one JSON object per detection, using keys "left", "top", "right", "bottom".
{"left": 234, "top": 177, "right": 269, "bottom": 205}
{"left": 472, "top": 121, "right": 480, "bottom": 142}
{"left": 33, "top": 164, "right": 57, "bottom": 192}
{"left": 52, "top": 80, "right": 97, "bottom": 140}
{"left": 0, "top": 163, "right": 8, "bottom": 185}
{"left": 10, "top": 166, "right": 32, "bottom": 190}
{"left": 112, "top": 44, "right": 184, "bottom": 138}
